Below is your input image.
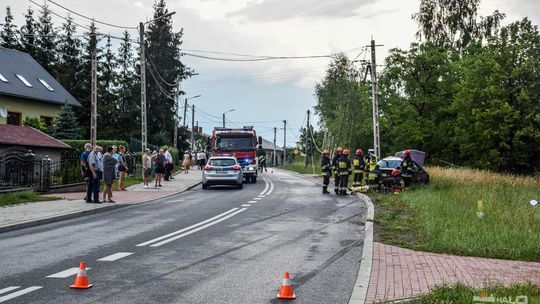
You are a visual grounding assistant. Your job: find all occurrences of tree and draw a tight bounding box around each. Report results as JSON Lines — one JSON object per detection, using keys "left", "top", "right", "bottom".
{"left": 412, "top": 0, "right": 505, "bottom": 50}
{"left": 0, "top": 6, "right": 21, "bottom": 50}
{"left": 53, "top": 103, "right": 81, "bottom": 139}
{"left": 56, "top": 16, "right": 82, "bottom": 99}
{"left": 97, "top": 35, "right": 118, "bottom": 140}
{"left": 145, "top": 0, "right": 192, "bottom": 145}
{"left": 22, "top": 117, "right": 47, "bottom": 133}
{"left": 20, "top": 7, "right": 38, "bottom": 57}
{"left": 454, "top": 18, "right": 540, "bottom": 172}
{"left": 35, "top": 3, "right": 58, "bottom": 74}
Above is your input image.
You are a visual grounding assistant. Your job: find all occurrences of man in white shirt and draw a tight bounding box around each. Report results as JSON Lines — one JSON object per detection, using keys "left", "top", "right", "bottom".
{"left": 164, "top": 147, "right": 174, "bottom": 180}
{"left": 197, "top": 151, "right": 207, "bottom": 170}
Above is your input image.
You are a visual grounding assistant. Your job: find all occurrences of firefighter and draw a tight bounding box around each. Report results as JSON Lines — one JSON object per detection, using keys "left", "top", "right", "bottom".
{"left": 368, "top": 164, "right": 383, "bottom": 192}
{"left": 337, "top": 149, "right": 352, "bottom": 195}
{"left": 401, "top": 150, "right": 414, "bottom": 187}
{"left": 257, "top": 146, "right": 267, "bottom": 172}
{"left": 365, "top": 148, "right": 379, "bottom": 184}
{"left": 332, "top": 147, "right": 343, "bottom": 194}
{"left": 352, "top": 149, "right": 365, "bottom": 187}
{"left": 320, "top": 150, "right": 332, "bottom": 194}
{"left": 391, "top": 168, "right": 405, "bottom": 192}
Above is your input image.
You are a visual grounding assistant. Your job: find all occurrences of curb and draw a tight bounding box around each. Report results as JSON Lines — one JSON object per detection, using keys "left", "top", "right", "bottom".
{"left": 0, "top": 180, "right": 202, "bottom": 234}
{"left": 348, "top": 193, "right": 375, "bottom": 304}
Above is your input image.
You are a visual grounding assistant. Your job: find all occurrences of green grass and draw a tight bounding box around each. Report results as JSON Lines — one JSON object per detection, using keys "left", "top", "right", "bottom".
{"left": 372, "top": 167, "right": 540, "bottom": 261}
{"left": 0, "top": 191, "right": 62, "bottom": 207}
{"left": 280, "top": 161, "right": 321, "bottom": 175}
{"left": 383, "top": 283, "right": 540, "bottom": 304}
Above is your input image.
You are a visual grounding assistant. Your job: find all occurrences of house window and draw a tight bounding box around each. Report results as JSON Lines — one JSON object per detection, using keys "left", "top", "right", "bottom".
{"left": 38, "top": 79, "right": 54, "bottom": 91}
{"left": 7, "top": 112, "right": 21, "bottom": 125}
{"left": 15, "top": 74, "right": 33, "bottom": 87}
{"left": 41, "top": 116, "right": 53, "bottom": 127}
{"left": 0, "top": 73, "right": 7, "bottom": 83}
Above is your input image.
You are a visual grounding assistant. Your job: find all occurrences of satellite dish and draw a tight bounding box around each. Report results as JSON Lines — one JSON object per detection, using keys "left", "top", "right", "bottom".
{"left": 0, "top": 107, "right": 7, "bottom": 118}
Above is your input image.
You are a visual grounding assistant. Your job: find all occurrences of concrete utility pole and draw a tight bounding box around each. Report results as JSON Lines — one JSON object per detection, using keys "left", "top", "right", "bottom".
{"left": 370, "top": 39, "right": 381, "bottom": 159}
{"left": 222, "top": 113, "right": 226, "bottom": 128}
{"left": 304, "top": 109, "right": 310, "bottom": 168}
{"left": 173, "top": 82, "right": 180, "bottom": 149}
{"left": 273, "top": 127, "right": 277, "bottom": 166}
{"left": 283, "top": 120, "right": 287, "bottom": 165}
{"left": 90, "top": 33, "right": 97, "bottom": 146}
{"left": 139, "top": 22, "right": 147, "bottom": 152}
{"left": 191, "top": 104, "right": 195, "bottom": 152}
{"left": 183, "top": 98, "right": 188, "bottom": 127}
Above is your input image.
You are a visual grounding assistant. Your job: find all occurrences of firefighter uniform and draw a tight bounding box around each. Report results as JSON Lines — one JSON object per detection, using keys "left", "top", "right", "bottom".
{"left": 352, "top": 151, "right": 366, "bottom": 187}
{"left": 321, "top": 152, "right": 332, "bottom": 194}
{"left": 257, "top": 147, "right": 267, "bottom": 172}
{"left": 332, "top": 148, "right": 343, "bottom": 194}
{"left": 365, "top": 149, "right": 379, "bottom": 184}
{"left": 401, "top": 152, "right": 414, "bottom": 187}
{"left": 368, "top": 165, "right": 383, "bottom": 192}
{"left": 337, "top": 151, "right": 352, "bottom": 195}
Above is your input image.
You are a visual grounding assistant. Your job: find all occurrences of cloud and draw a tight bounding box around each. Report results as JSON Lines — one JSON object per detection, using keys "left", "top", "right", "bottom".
{"left": 227, "top": 0, "right": 379, "bottom": 21}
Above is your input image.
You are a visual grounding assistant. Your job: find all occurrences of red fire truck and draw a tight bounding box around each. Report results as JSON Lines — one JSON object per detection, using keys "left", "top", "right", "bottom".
{"left": 211, "top": 126, "right": 259, "bottom": 183}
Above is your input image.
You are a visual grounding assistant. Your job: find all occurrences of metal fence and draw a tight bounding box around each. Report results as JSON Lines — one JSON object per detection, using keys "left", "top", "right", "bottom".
{"left": 0, "top": 150, "right": 84, "bottom": 193}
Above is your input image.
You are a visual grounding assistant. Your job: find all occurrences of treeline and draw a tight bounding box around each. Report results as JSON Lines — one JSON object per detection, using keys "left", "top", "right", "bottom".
{"left": 314, "top": 0, "right": 540, "bottom": 173}
{"left": 0, "top": 0, "right": 192, "bottom": 148}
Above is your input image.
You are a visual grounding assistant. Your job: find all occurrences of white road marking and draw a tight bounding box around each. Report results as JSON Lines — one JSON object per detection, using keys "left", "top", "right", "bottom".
{"left": 257, "top": 195, "right": 265, "bottom": 198}
{"left": 97, "top": 252, "right": 134, "bottom": 262}
{"left": 247, "top": 200, "right": 257, "bottom": 204}
{"left": 0, "top": 286, "right": 42, "bottom": 303}
{"left": 0, "top": 287, "right": 19, "bottom": 295}
{"left": 259, "top": 178, "right": 270, "bottom": 195}
{"left": 150, "top": 208, "right": 248, "bottom": 247}
{"left": 46, "top": 267, "right": 91, "bottom": 278}
{"left": 168, "top": 200, "right": 183, "bottom": 203}
{"left": 137, "top": 208, "right": 239, "bottom": 247}
{"left": 266, "top": 180, "right": 275, "bottom": 195}
{"left": 241, "top": 204, "right": 251, "bottom": 207}
{"left": 253, "top": 197, "right": 262, "bottom": 201}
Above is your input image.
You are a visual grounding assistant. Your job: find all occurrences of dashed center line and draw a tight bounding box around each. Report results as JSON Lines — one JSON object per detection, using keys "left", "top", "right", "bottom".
{"left": 247, "top": 200, "right": 257, "bottom": 204}
{"left": 97, "top": 252, "right": 133, "bottom": 262}
{"left": 253, "top": 197, "right": 262, "bottom": 201}
{"left": 46, "top": 267, "right": 91, "bottom": 278}
{"left": 241, "top": 204, "right": 251, "bottom": 207}
{"left": 0, "top": 286, "right": 42, "bottom": 303}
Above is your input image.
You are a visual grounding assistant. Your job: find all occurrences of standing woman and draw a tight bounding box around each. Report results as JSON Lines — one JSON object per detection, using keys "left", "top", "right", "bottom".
{"left": 154, "top": 149, "right": 166, "bottom": 187}
{"left": 117, "top": 145, "right": 128, "bottom": 191}
{"left": 182, "top": 151, "right": 191, "bottom": 174}
{"left": 102, "top": 146, "right": 117, "bottom": 202}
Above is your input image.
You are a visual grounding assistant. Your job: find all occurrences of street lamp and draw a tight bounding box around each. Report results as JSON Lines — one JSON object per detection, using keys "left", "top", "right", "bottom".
{"left": 140, "top": 11, "right": 176, "bottom": 152}
{"left": 222, "top": 109, "right": 235, "bottom": 128}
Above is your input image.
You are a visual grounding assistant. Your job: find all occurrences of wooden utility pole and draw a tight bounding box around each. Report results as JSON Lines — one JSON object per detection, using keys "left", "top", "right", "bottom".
{"left": 273, "top": 127, "right": 277, "bottom": 166}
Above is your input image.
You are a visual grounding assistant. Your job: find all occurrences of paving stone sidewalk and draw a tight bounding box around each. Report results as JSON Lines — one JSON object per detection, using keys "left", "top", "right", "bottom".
{"left": 0, "top": 170, "right": 201, "bottom": 232}
{"left": 366, "top": 242, "right": 540, "bottom": 303}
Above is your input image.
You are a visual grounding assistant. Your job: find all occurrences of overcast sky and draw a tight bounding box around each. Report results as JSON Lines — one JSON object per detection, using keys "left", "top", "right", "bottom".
{"left": 2, "top": 0, "right": 539, "bottom": 146}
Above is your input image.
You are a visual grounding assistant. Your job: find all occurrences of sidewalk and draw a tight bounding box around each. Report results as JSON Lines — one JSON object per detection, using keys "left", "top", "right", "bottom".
{"left": 0, "top": 170, "right": 201, "bottom": 233}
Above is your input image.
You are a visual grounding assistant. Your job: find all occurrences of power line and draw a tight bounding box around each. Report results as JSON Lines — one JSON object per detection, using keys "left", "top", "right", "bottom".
{"left": 144, "top": 45, "right": 179, "bottom": 87}
{"left": 45, "top": 0, "right": 137, "bottom": 30}
{"left": 27, "top": 0, "right": 91, "bottom": 31}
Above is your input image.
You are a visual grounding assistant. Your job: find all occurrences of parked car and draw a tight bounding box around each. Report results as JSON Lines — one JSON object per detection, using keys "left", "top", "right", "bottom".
{"left": 202, "top": 156, "right": 243, "bottom": 189}
{"left": 377, "top": 153, "right": 430, "bottom": 187}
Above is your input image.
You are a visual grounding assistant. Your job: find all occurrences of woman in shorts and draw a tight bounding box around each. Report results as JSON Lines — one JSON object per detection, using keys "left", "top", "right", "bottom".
{"left": 154, "top": 149, "right": 166, "bottom": 187}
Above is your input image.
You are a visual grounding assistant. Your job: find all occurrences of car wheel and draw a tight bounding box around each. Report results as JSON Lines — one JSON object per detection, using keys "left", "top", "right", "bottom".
{"left": 202, "top": 183, "right": 208, "bottom": 190}
{"left": 252, "top": 176, "right": 257, "bottom": 183}
{"left": 238, "top": 183, "right": 243, "bottom": 189}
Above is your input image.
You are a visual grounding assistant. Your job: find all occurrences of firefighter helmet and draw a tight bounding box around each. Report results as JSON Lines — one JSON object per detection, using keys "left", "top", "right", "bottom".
{"left": 404, "top": 150, "right": 411, "bottom": 156}
{"left": 392, "top": 168, "right": 400, "bottom": 176}
{"left": 336, "top": 147, "right": 343, "bottom": 152}
{"left": 368, "top": 148, "right": 375, "bottom": 154}
{"left": 343, "top": 149, "right": 350, "bottom": 155}
{"left": 355, "top": 149, "right": 363, "bottom": 155}
{"left": 322, "top": 150, "right": 329, "bottom": 155}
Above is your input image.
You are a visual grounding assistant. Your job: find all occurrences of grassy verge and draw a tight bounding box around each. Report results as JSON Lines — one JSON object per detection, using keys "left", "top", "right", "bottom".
{"left": 385, "top": 283, "right": 540, "bottom": 304}
{"left": 371, "top": 166, "right": 540, "bottom": 261}
{"left": 280, "top": 161, "right": 321, "bottom": 175}
{"left": 0, "top": 191, "right": 62, "bottom": 207}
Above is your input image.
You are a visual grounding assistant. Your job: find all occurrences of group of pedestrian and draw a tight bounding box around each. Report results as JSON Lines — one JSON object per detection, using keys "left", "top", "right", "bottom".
{"left": 321, "top": 147, "right": 415, "bottom": 195}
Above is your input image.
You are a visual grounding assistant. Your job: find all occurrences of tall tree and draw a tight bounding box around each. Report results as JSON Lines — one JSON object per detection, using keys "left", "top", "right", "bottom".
{"left": 56, "top": 15, "right": 82, "bottom": 99}
{"left": 97, "top": 35, "right": 118, "bottom": 139}
{"left": 145, "top": 0, "right": 191, "bottom": 145}
{"left": 115, "top": 30, "right": 140, "bottom": 142}
{"left": 35, "top": 3, "right": 58, "bottom": 74}
{"left": 412, "top": 0, "right": 505, "bottom": 50}
{"left": 20, "top": 7, "right": 38, "bottom": 57}
{"left": 0, "top": 6, "right": 21, "bottom": 50}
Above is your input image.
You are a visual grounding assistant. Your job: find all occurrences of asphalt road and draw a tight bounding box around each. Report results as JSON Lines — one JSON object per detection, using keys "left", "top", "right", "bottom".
{"left": 0, "top": 169, "right": 367, "bottom": 303}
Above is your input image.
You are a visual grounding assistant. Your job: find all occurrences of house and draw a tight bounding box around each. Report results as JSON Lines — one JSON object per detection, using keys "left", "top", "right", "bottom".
{"left": 260, "top": 138, "right": 285, "bottom": 166}
{"left": 0, "top": 124, "right": 72, "bottom": 161}
{"left": 0, "top": 47, "right": 81, "bottom": 127}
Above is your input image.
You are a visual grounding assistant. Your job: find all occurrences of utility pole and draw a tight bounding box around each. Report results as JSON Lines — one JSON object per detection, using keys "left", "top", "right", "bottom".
{"left": 283, "top": 120, "right": 287, "bottom": 165}
{"left": 90, "top": 33, "right": 97, "bottom": 146}
{"left": 273, "top": 127, "right": 277, "bottom": 166}
{"left": 173, "top": 82, "right": 180, "bottom": 149}
{"left": 183, "top": 98, "right": 188, "bottom": 127}
{"left": 139, "top": 22, "right": 147, "bottom": 152}
{"left": 222, "top": 113, "right": 225, "bottom": 128}
{"left": 304, "top": 109, "right": 310, "bottom": 168}
{"left": 191, "top": 104, "right": 195, "bottom": 152}
{"left": 370, "top": 39, "right": 381, "bottom": 159}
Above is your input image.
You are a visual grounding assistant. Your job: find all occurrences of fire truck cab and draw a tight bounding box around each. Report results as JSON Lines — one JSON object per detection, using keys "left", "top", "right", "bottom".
{"left": 211, "top": 126, "right": 259, "bottom": 183}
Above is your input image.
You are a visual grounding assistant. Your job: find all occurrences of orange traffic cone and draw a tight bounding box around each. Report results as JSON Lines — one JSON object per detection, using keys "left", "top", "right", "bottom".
{"left": 70, "top": 261, "right": 93, "bottom": 289}
{"left": 277, "top": 272, "right": 296, "bottom": 299}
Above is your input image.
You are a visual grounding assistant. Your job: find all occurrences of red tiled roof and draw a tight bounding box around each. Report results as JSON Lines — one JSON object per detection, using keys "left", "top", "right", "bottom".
{"left": 0, "top": 125, "right": 71, "bottom": 149}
